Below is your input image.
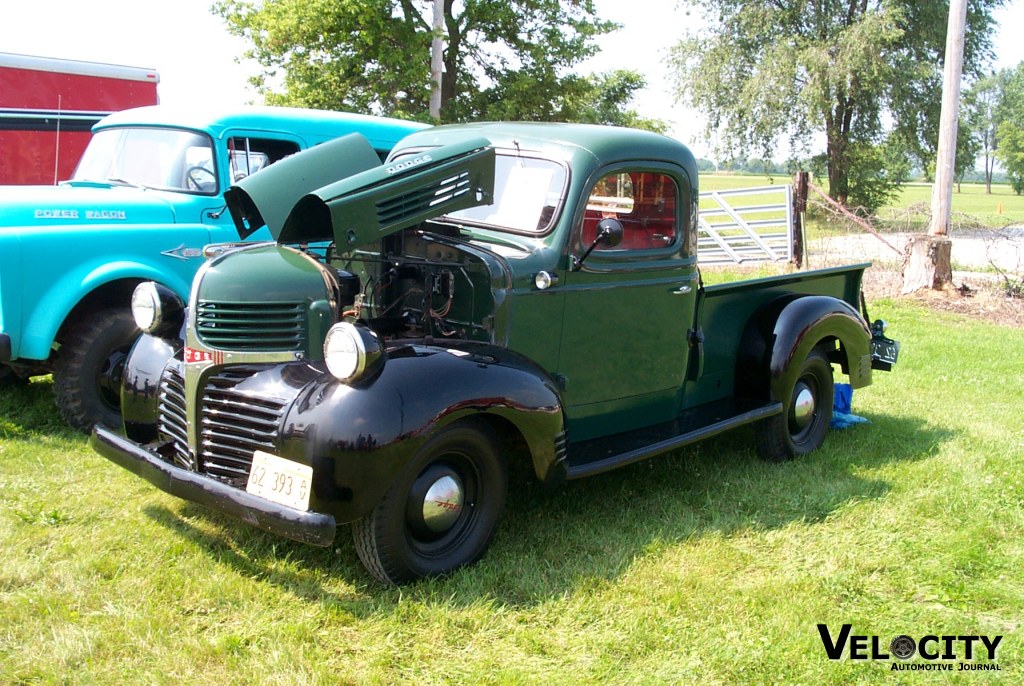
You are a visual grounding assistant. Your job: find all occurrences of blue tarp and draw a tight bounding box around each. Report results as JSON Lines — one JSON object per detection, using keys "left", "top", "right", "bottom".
{"left": 831, "top": 382, "right": 870, "bottom": 430}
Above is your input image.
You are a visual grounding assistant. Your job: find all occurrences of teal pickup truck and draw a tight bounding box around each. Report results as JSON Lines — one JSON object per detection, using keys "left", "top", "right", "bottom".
{"left": 92, "top": 122, "right": 899, "bottom": 584}
{"left": 0, "top": 105, "right": 426, "bottom": 430}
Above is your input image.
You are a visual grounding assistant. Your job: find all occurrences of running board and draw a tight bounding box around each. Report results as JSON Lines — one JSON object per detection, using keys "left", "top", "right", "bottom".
{"left": 565, "top": 400, "right": 783, "bottom": 480}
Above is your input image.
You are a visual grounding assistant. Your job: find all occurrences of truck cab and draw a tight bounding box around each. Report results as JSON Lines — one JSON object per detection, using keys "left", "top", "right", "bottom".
{"left": 0, "top": 105, "right": 427, "bottom": 430}
{"left": 91, "top": 122, "right": 898, "bottom": 584}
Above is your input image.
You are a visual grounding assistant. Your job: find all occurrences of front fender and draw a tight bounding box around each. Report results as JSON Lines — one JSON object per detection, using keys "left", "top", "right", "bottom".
{"left": 276, "top": 342, "right": 564, "bottom": 523}
{"left": 121, "top": 331, "right": 181, "bottom": 441}
{"left": 19, "top": 259, "right": 193, "bottom": 361}
{"left": 737, "top": 295, "right": 872, "bottom": 404}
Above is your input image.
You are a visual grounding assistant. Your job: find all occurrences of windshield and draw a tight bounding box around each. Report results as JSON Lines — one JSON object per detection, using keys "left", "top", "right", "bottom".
{"left": 441, "top": 152, "right": 567, "bottom": 234}
{"left": 72, "top": 127, "right": 217, "bottom": 194}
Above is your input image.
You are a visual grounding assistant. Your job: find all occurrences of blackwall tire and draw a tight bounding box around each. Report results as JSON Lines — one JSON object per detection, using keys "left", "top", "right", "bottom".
{"left": 756, "top": 346, "right": 834, "bottom": 462}
{"left": 53, "top": 308, "right": 140, "bottom": 433}
{"left": 352, "top": 420, "right": 508, "bottom": 585}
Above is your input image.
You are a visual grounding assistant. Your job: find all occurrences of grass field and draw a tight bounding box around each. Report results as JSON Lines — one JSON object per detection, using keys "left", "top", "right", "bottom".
{"left": 1, "top": 300, "right": 1021, "bottom": 684}
{"left": 699, "top": 174, "right": 1024, "bottom": 226}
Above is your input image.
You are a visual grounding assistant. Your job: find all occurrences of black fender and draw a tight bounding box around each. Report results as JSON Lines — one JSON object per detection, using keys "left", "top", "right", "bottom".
{"left": 121, "top": 331, "right": 180, "bottom": 442}
{"left": 736, "top": 295, "right": 872, "bottom": 405}
{"left": 275, "top": 341, "right": 565, "bottom": 524}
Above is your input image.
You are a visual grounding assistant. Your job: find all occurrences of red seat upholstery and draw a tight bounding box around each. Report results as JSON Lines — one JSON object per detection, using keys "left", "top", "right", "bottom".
{"left": 581, "top": 172, "right": 678, "bottom": 251}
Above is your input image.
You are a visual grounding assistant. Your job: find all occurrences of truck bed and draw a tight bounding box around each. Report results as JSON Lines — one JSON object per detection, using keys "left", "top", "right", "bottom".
{"left": 686, "top": 263, "right": 870, "bottom": 410}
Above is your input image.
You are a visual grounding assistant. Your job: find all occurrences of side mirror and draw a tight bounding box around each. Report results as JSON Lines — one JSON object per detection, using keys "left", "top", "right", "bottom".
{"left": 573, "top": 218, "right": 624, "bottom": 271}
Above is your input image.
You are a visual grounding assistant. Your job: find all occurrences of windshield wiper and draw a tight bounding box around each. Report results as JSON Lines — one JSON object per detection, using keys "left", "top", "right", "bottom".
{"left": 107, "top": 177, "right": 152, "bottom": 190}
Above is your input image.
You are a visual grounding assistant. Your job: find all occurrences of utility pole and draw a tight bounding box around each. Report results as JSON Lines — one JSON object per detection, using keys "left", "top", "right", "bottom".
{"left": 902, "top": 0, "right": 967, "bottom": 293}
{"left": 429, "top": 0, "right": 444, "bottom": 121}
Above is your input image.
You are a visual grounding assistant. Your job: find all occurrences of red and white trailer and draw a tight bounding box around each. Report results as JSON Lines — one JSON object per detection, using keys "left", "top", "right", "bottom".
{"left": 0, "top": 52, "right": 159, "bottom": 185}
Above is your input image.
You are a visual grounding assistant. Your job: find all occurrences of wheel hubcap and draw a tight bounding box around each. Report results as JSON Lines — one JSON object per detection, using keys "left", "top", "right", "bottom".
{"left": 422, "top": 474, "right": 464, "bottom": 533}
{"left": 790, "top": 384, "right": 816, "bottom": 431}
{"left": 406, "top": 464, "right": 466, "bottom": 539}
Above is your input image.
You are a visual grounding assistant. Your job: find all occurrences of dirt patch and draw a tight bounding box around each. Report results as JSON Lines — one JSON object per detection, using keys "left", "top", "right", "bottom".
{"left": 862, "top": 265, "right": 1024, "bottom": 328}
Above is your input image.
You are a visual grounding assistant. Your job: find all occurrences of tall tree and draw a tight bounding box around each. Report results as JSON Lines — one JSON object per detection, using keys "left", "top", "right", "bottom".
{"left": 668, "top": 0, "right": 1002, "bottom": 211}
{"left": 994, "top": 62, "right": 1024, "bottom": 195}
{"left": 213, "top": 0, "right": 656, "bottom": 127}
{"left": 962, "top": 72, "right": 1004, "bottom": 193}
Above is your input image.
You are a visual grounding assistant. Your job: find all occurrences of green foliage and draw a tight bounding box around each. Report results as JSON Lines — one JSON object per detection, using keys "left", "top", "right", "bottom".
{"left": 669, "top": 0, "right": 1003, "bottom": 208}
{"left": 213, "top": 0, "right": 651, "bottom": 126}
{"left": 567, "top": 70, "right": 668, "bottom": 132}
{"left": 994, "top": 63, "right": 1024, "bottom": 195}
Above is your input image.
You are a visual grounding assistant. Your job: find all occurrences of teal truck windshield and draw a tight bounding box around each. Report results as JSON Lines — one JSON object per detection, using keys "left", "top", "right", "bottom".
{"left": 443, "top": 153, "right": 567, "bottom": 234}
{"left": 72, "top": 128, "right": 216, "bottom": 193}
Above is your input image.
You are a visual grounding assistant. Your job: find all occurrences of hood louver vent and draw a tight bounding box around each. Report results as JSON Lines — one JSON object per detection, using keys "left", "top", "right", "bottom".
{"left": 376, "top": 171, "right": 473, "bottom": 227}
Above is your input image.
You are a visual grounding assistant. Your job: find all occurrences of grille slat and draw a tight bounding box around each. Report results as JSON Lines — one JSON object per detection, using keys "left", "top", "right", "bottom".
{"left": 157, "top": 365, "right": 192, "bottom": 470}
{"left": 196, "top": 301, "right": 306, "bottom": 351}
{"left": 198, "top": 367, "right": 287, "bottom": 485}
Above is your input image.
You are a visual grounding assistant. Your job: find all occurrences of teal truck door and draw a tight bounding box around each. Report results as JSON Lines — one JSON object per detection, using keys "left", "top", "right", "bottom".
{"left": 557, "top": 168, "right": 697, "bottom": 441}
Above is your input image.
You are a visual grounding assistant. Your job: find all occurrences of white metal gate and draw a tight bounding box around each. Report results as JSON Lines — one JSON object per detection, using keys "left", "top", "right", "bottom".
{"left": 697, "top": 184, "right": 793, "bottom": 264}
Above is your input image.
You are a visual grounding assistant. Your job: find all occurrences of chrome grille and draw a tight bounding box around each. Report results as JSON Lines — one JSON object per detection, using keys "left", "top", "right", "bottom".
{"left": 195, "top": 301, "right": 305, "bottom": 351}
{"left": 157, "top": 365, "right": 192, "bottom": 469}
{"left": 199, "top": 366, "right": 287, "bottom": 485}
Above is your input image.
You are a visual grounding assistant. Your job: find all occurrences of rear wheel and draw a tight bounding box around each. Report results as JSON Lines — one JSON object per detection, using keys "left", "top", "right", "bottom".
{"left": 53, "top": 309, "right": 140, "bottom": 432}
{"left": 756, "top": 346, "right": 834, "bottom": 462}
{"left": 352, "top": 420, "right": 507, "bottom": 585}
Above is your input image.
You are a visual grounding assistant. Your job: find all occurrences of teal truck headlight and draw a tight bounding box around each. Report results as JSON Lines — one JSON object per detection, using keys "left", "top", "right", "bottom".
{"left": 131, "top": 282, "right": 184, "bottom": 337}
{"left": 324, "top": 322, "right": 384, "bottom": 383}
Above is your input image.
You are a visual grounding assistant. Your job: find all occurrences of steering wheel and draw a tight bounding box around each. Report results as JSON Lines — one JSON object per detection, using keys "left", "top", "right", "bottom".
{"left": 186, "top": 165, "right": 216, "bottom": 191}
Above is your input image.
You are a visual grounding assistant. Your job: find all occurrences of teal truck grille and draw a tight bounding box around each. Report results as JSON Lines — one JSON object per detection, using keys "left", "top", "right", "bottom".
{"left": 195, "top": 301, "right": 306, "bottom": 351}
{"left": 199, "top": 367, "right": 287, "bottom": 486}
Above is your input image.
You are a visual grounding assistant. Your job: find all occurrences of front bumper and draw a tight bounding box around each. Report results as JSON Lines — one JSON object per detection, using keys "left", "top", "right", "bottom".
{"left": 91, "top": 425, "right": 337, "bottom": 546}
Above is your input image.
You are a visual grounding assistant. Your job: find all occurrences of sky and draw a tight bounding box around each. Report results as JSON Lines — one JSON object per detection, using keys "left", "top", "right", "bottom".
{"left": 3, "top": 0, "right": 1023, "bottom": 159}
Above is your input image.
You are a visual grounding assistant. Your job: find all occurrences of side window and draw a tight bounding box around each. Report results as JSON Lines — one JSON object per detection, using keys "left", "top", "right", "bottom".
{"left": 582, "top": 171, "right": 679, "bottom": 251}
{"left": 227, "top": 137, "right": 300, "bottom": 182}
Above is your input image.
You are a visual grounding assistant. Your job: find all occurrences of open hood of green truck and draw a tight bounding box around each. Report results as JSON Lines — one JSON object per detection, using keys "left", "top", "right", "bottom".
{"left": 225, "top": 134, "right": 495, "bottom": 247}
{"left": 224, "top": 133, "right": 383, "bottom": 240}
{"left": 279, "top": 137, "right": 495, "bottom": 247}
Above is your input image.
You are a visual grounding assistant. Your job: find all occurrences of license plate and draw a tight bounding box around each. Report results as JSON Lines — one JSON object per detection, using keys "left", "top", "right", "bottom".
{"left": 246, "top": 450, "right": 313, "bottom": 511}
{"left": 871, "top": 338, "right": 900, "bottom": 365}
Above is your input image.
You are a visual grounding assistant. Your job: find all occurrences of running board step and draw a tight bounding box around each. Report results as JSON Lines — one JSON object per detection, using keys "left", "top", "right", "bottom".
{"left": 565, "top": 400, "right": 783, "bottom": 480}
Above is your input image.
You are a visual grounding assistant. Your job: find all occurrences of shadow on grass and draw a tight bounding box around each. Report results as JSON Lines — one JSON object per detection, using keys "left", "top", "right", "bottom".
{"left": 0, "top": 377, "right": 80, "bottom": 440}
{"left": 140, "top": 411, "right": 952, "bottom": 613}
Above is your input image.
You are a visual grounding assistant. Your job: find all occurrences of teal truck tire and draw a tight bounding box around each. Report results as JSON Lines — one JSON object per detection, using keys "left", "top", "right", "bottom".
{"left": 54, "top": 309, "right": 139, "bottom": 432}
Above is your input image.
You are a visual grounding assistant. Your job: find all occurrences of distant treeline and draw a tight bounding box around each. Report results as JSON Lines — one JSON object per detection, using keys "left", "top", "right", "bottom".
{"left": 696, "top": 157, "right": 1011, "bottom": 184}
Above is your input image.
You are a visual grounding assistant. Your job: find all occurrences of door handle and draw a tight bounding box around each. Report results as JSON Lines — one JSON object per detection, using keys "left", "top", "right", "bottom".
{"left": 673, "top": 284, "right": 692, "bottom": 295}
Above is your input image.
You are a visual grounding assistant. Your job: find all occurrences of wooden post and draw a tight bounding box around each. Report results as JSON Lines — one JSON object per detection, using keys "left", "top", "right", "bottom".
{"left": 429, "top": 0, "right": 444, "bottom": 121}
{"left": 791, "top": 171, "right": 808, "bottom": 268}
{"left": 902, "top": 0, "right": 965, "bottom": 293}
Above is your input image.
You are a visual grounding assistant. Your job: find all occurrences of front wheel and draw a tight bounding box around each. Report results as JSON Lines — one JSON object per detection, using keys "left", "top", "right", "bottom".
{"left": 756, "top": 346, "right": 834, "bottom": 462}
{"left": 53, "top": 308, "right": 140, "bottom": 433}
{"left": 352, "top": 420, "right": 508, "bottom": 585}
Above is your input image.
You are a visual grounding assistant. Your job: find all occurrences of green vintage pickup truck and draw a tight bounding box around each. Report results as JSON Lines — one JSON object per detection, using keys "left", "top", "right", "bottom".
{"left": 92, "top": 122, "right": 899, "bottom": 584}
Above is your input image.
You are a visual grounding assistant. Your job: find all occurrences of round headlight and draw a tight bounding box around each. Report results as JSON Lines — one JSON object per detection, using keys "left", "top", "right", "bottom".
{"left": 131, "top": 282, "right": 160, "bottom": 331}
{"left": 324, "top": 322, "right": 384, "bottom": 383}
{"left": 131, "top": 281, "right": 185, "bottom": 337}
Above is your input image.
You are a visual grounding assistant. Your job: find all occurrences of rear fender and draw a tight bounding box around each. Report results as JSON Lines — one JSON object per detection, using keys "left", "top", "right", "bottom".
{"left": 737, "top": 295, "right": 872, "bottom": 405}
